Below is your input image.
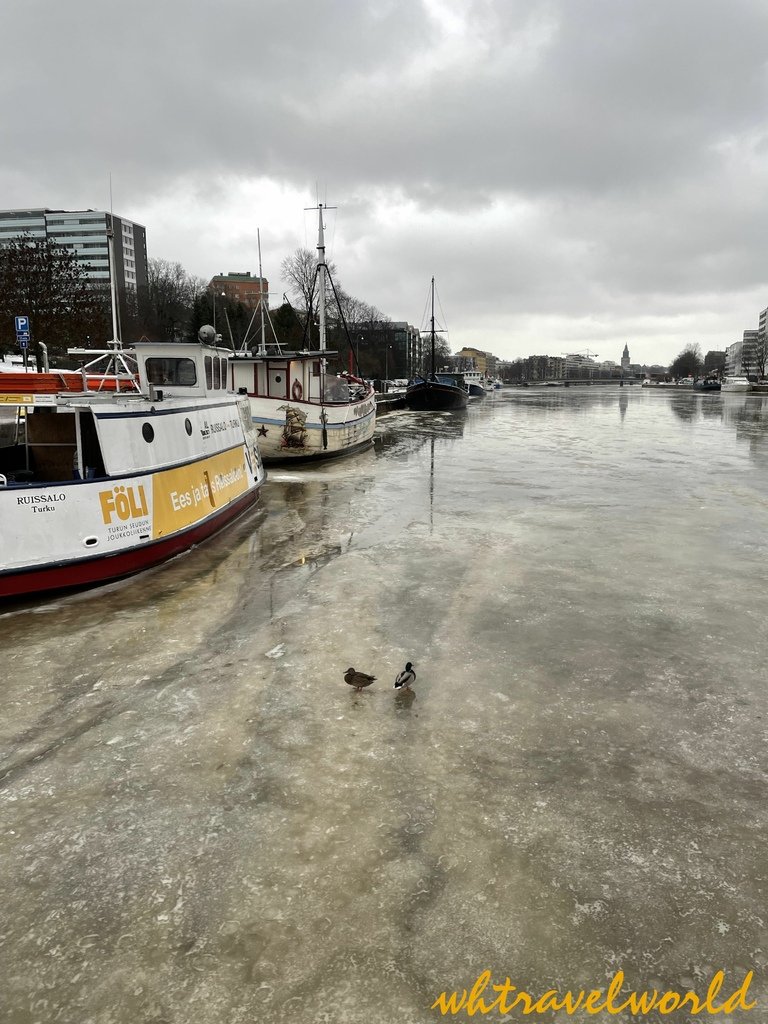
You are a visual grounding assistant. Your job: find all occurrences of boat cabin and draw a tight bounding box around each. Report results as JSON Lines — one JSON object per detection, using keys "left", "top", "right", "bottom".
{"left": 132, "top": 341, "right": 234, "bottom": 400}
{"left": 435, "top": 372, "right": 467, "bottom": 389}
{"left": 229, "top": 350, "right": 359, "bottom": 405}
{"left": 0, "top": 341, "right": 236, "bottom": 487}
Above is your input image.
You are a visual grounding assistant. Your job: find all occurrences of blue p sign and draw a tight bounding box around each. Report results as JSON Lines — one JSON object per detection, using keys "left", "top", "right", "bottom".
{"left": 15, "top": 315, "right": 29, "bottom": 334}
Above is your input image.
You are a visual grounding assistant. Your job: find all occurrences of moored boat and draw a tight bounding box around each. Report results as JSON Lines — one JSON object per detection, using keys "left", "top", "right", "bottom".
{"left": 405, "top": 278, "right": 468, "bottom": 412}
{"left": 231, "top": 206, "right": 376, "bottom": 462}
{"left": 462, "top": 370, "right": 487, "bottom": 398}
{"left": 693, "top": 377, "right": 721, "bottom": 392}
{"left": 721, "top": 375, "right": 752, "bottom": 393}
{"left": 0, "top": 335, "right": 266, "bottom": 599}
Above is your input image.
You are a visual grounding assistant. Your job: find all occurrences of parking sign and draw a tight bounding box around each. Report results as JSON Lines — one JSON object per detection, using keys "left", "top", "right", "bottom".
{"left": 15, "top": 316, "right": 29, "bottom": 335}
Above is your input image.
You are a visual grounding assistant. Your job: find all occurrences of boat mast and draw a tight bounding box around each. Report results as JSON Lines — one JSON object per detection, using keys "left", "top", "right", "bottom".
{"left": 257, "top": 228, "right": 267, "bottom": 356}
{"left": 106, "top": 213, "right": 121, "bottom": 347}
{"left": 430, "top": 276, "right": 436, "bottom": 375}
{"left": 317, "top": 204, "right": 327, "bottom": 352}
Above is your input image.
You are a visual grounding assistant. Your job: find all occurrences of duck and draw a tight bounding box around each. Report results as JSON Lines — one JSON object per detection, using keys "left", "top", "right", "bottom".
{"left": 394, "top": 662, "right": 416, "bottom": 690}
{"left": 344, "top": 667, "right": 376, "bottom": 692}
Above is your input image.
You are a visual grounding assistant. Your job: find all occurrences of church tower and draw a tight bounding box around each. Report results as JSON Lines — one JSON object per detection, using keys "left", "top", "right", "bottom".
{"left": 621, "top": 344, "right": 630, "bottom": 372}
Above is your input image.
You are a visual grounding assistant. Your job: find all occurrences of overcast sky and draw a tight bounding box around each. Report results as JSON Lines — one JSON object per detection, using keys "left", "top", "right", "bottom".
{"left": 3, "top": 0, "right": 768, "bottom": 365}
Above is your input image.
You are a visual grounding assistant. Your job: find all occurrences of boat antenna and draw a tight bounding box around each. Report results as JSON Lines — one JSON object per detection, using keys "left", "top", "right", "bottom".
{"left": 106, "top": 173, "right": 122, "bottom": 349}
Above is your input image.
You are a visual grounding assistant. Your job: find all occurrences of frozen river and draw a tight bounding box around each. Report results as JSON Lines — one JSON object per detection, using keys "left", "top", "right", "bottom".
{"left": 2, "top": 386, "right": 767, "bottom": 1022}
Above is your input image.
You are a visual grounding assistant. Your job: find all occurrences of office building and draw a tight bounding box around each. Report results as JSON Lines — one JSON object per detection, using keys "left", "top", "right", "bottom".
{"left": 0, "top": 207, "right": 149, "bottom": 341}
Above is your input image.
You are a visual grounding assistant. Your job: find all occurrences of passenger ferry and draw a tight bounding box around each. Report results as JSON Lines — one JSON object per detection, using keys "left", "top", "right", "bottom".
{"left": 0, "top": 335, "right": 266, "bottom": 598}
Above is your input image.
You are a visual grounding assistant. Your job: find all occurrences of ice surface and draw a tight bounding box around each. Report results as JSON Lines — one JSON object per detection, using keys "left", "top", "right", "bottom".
{"left": 2, "top": 389, "right": 767, "bottom": 1022}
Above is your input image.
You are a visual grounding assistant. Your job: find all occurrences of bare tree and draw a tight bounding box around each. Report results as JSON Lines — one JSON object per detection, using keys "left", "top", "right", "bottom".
{"left": 669, "top": 342, "right": 703, "bottom": 379}
{"left": 753, "top": 332, "right": 768, "bottom": 379}
{"left": 280, "top": 247, "right": 340, "bottom": 338}
{"left": 146, "top": 258, "right": 206, "bottom": 340}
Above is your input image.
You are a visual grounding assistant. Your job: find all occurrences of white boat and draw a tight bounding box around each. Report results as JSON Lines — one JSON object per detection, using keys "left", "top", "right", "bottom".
{"left": 462, "top": 370, "right": 488, "bottom": 398}
{"left": 230, "top": 206, "right": 376, "bottom": 462}
{"left": 721, "top": 375, "right": 753, "bottom": 393}
{"left": 0, "top": 335, "right": 266, "bottom": 599}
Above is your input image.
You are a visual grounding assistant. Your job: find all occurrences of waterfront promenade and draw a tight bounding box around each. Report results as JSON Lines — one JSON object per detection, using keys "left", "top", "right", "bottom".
{"left": 2, "top": 387, "right": 767, "bottom": 1022}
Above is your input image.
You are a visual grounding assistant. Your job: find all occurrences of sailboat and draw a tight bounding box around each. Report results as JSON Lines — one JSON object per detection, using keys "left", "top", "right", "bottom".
{"left": 405, "top": 278, "right": 468, "bottom": 411}
{"left": 229, "top": 206, "right": 376, "bottom": 462}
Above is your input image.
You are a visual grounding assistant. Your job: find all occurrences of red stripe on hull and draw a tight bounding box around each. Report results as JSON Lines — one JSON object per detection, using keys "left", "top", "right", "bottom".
{"left": 0, "top": 489, "right": 259, "bottom": 600}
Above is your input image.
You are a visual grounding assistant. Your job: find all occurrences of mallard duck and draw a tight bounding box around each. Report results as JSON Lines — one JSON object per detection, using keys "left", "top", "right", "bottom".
{"left": 394, "top": 662, "right": 416, "bottom": 690}
{"left": 344, "top": 667, "right": 376, "bottom": 692}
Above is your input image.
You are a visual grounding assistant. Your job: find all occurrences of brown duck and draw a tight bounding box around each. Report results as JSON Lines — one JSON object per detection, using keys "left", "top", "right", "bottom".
{"left": 344, "top": 667, "right": 376, "bottom": 692}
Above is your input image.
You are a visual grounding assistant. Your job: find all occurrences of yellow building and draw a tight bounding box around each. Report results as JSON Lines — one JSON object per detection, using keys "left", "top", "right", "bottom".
{"left": 456, "top": 347, "right": 488, "bottom": 374}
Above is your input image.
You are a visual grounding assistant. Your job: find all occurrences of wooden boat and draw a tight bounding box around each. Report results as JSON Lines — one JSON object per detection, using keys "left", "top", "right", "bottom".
{"left": 230, "top": 207, "right": 376, "bottom": 462}
{"left": 405, "top": 278, "right": 468, "bottom": 411}
{"left": 0, "top": 335, "right": 266, "bottom": 598}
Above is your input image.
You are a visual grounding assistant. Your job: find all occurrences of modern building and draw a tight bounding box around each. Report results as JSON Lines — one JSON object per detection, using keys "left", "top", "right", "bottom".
{"left": 0, "top": 207, "right": 148, "bottom": 341}
{"left": 704, "top": 350, "right": 726, "bottom": 373}
{"left": 348, "top": 321, "right": 422, "bottom": 379}
{"left": 210, "top": 272, "right": 268, "bottom": 311}
{"left": 725, "top": 340, "right": 744, "bottom": 376}
{"left": 726, "top": 330, "right": 759, "bottom": 376}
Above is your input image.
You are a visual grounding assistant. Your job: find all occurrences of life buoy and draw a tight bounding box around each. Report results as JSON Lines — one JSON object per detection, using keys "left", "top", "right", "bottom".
{"left": 291, "top": 379, "right": 303, "bottom": 401}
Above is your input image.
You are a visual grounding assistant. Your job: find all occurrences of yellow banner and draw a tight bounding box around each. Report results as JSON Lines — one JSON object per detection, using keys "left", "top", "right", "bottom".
{"left": 0, "top": 394, "right": 33, "bottom": 404}
{"left": 152, "top": 446, "right": 249, "bottom": 539}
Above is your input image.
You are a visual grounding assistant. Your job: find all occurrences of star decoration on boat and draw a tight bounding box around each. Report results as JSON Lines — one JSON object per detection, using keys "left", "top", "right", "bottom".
{"left": 257, "top": 425, "right": 268, "bottom": 436}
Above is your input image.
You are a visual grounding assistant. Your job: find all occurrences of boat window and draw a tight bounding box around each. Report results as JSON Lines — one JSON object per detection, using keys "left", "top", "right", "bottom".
{"left": 145, "top": 358, "right": 197, "bottom": 387}
{"left": 323, "top": 377, "right": 350, "bottom": 402}
{"left": 213, "top": 358, "right": 221, "bottom": 389}
{"left": 205, "top": 356, "right": 213, "bottom": 389}
{"left": 142, "top": 423, "right": 155, "bottom": 443}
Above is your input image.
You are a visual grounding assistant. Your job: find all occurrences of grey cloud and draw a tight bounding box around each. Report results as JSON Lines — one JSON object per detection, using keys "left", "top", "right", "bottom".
{"left": 2, "top": 0, "right": 768, "bottom": 363}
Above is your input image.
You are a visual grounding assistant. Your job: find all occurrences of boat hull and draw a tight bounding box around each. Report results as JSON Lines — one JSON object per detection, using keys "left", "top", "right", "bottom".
{"left": 0, "top": 441, "right": 264, "bottom": 599}
{"left": 405, "top": 380, "right": 468, "bottom": 410}
{"left": 248, "top": 395, "right": 376, "bottom": 462}
{"left": 0, "top": 487, "right": 258, "bottom": 599}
